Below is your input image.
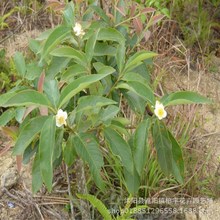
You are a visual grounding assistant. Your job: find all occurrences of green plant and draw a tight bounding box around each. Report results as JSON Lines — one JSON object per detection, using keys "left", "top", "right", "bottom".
{"left": 0, "top": 7, "right": 18, "bottom": 30}
{"left": 144, "top": 0, "right": 171, "bottom": 18}
{"left": 0, "top": 0, "right": 212, "bottom": 207}
{"left": 170, "top": 0, "right": 220, "bottom": 52}
{"left": 77, "top": 193, "right": 147, "bottom": 220}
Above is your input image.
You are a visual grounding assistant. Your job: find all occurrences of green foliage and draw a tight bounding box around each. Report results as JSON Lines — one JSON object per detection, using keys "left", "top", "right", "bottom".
{"left": 145, "top": 0, "right": 171, "bottom": 18}
{"left": 0, "top": 0, "right": 212, "bottom": 203}
{"left": 0, "top": 49, "right": 15, "bottom": 95}
{"left": 77, "top": 194, "right": 112, "bottom": 220}
{"left": 77, "top": 193, "right": 148, "bottom": 220}
{"left": 0, "top": 7, "right": 19, "bottom": 30}
{"left": 169, "top": 0, "right": 219, "bottom": 51}
{"left": 73, "top": 133, "right": 105, "bottom": 190}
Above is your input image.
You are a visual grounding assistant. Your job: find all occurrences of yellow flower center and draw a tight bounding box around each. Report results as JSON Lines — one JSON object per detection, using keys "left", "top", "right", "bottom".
{"left": 57, "top": 116, "right": 66, "bottom": 125}
{"left": 157, "top": 108, "right": 165, "bottom": 118}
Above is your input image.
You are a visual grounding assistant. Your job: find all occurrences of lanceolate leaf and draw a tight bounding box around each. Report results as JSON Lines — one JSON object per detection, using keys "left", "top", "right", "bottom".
{"left": 116, "top": 81, "right": 155, "bottom": 105}
{"left": 13, "top": 52, "right": 26, "bottom": 77}
{"left": 53, "top": 128, "right": 64, "bottom": 162}
{"left": 97, "top": 28, "right": 125, "bottom": 44}
{"left": 59, "top": 72, "right": 114, "bottom": 108}
{"left": 46, "top": 57, "right": 70, "bottom": 80}
{"left": 77, "top": 194, "right": 112, "bottom": 220}
{"left": 61, "top": 64, "right": 87, "bottom": 82}
{"left": 0, "top": 109, "right": 15, "bottom": 126}
{"left": 63, "top": 2, "right": 75, "bottom": 26}
{"left": 116, "top": 43, "right": 126, "bottom": 73}
{"left": 12, "top": 116, "right": 48, "bottom": 156}
{"left": 76, "top": 95, "right": 117, "bottom": 113}
{"left": 44, "top": 79, "right": 60, "bottom": 108}
{"left": 2, "top": 90, "right": 52, "bottom": 108}
{"left": 97, "top": 105, "right": 119, "bottom": 123}
{"left": 39, "top": 116, "right": 56, "bottom": 192}
{"left": 63, "top": 135, "right": 77, "bottom": 167}
{"left": 0, "top": 88, "right": 26, "bottom": 106}
{"left": 123, "top": 91, "right": 146, "bottom": 115}
{"left": 104, "top": 127, "right": 133, "bottom": 174}
{"left": 124, "top": 166, "right": 140, "bottom": 195}
{"left": 73, "top": 133, "right": 105, "bottom": 190}
{"left": 133, "top": 118, "right": 151, "bottom": 176}
{"left": 32, "top": 152, "right": 43, "bottom": 194}
{"left": 122, "top": 72, "right": 148, "bottom": 84}
{"left": 161, "top": 91, "right": 212, "bottom": 106}
{"left": 125, "top": 51, "right": 157, "bottom": 72}
{"left": 152, "top": 120, "right": 173, "bottom": 176}
{"left": 168, "top": 131, "right": 184, "bottom": 183}
{"left": 90, "top": 5, "right": 111, "bottom": 24}
{"left": 50, "top": 46, "right": 88, "bottom": 67}
{"left": 85, "top": 28, "right": 100, "bottom": 62}
{"left": 94, "top": 42, "right": 116, "bottom": 56}
{"left": 41, "top": 25, "right": 71, "bottom": 60}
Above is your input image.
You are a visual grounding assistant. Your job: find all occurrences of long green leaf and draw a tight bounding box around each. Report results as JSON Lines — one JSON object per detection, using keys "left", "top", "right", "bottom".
{"left": 123, "top": 91, "right": 146, "bottom": 115}
{"left": 0, "top": 109, "right": 15, "bottom": 126}
{"left": 39, "top": 116, "right": 56, "bottom": 192}
{"left": 122, "top": 72, "right": 148, "bottom": 84}
{"left": 0, "top": 87, "right": 27, "bottom": 106}
{"left": 73, "top": 133, "right": 105, "bottom": 190}
{"left": 46, "top": 56, "right": 70, "bottom": 80}
{"left": 59, "top": 72, "right": 114, "bottom": 108}
{"left": 41, "top": 25, "right": 71, "bottom": 60}
{"left": 2, "top": 90, "right": 51, "bottom": 108}
{"left": 104, "top": 127, "right": 133, "bottom": 174}
{"left": 124, "top": 167, "right": 140, "bottom": 195}
{"left": 53, "top": 128, "right": 63, "bottom": 162}
{"left": 94, "top": 42, "right": 117, "bottom": 56}
{"left": 125, "top": 51, "right": 157, "bottom": 72}
{"left": 116, "top": 81, "right": 155, "bottom": 105}
{"left": 85, "top": 28, "right": 100, "bottom": 62}
{"left": 152, "top": 120, "right": 173, "bottom": 176}
{"left": 97, "top": 28, "right": 125, "bottom": 44}
{"left": 63, "top": 135, "right": 77, "bottom": 167}
{"left": 168, "top": 131, "right": 184, "bottom": 183}
{"left": 161, "top": 91, "right": 212, "bottom": 106}
{"left": 32, "top": 152, "right": 43, "bottom": 194}
{"left": 12, "top": 116, "right": 48, "bottom": 155}
{"left": 76, "top": 95, "right": 117, "bottom": 113}
{"left": 23, "top": 141, "right": 38, "bottom": 165}
{"left": 116, "top": 43, "right": 126, "bottom": 73}
{"left": 90, "top": 5, "right": 111, "bottom": 24}
{"left": 25, "top": 62, "right": 43, "bottom": 80}
{"left": 13, "top": 52, "right": 26, "bottom": 77}
{"left": 133, "top": 118, "right": 151, "bottom": 176}
{"left": 61, "top": 64, "right": 87, "bottom": 82}
{"left": 0, "top": 92, "right": 17, "bottom": 106}
{"left": 50, "top": 46, "right": 88, "bottom": 67}
{"left": 44, "top": 79, "right": 60, "bottom": 108}
{"left": 97, "top": 105, "right": 119, "bottom": 123}
{"left": 77, "top": 194, "right": 112, "bottom": 220}
{"left": 63, "top": 2, "right": 75, "bottom": 26}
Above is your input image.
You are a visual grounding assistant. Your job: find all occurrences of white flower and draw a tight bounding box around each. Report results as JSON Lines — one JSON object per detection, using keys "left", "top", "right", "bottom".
{"left": 154, "top": 101, "right": 167, "bottom": 120}
{"left": 73, "top": 22, "right": 85, "bottom": 37}
{"left": 56, "top": 109, "right": 68, "bottom": 127}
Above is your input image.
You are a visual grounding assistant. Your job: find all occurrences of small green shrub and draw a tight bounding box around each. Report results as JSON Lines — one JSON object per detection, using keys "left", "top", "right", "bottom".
{"left": 0, "top": 1, "right": 212, "bottom": 198}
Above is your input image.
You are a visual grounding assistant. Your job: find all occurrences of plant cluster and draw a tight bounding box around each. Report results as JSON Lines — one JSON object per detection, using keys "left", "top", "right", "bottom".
{"left": 0, "top": 1, "right": 212, "bottom": 218}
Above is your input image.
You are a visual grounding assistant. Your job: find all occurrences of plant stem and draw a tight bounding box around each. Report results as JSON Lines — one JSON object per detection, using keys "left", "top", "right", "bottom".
{"left": 75, "top": 158, "right": 91, "bottom": 220}
{"left": 66, "top": 165, "right": 75, "bottom": 220}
